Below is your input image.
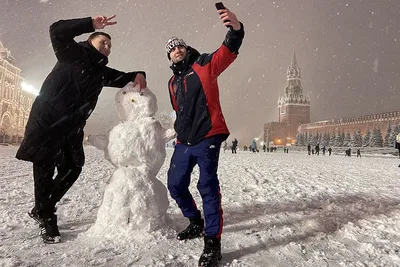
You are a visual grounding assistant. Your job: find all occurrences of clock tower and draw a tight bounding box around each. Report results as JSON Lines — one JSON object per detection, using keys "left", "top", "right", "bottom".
{"left": 277, "top": 49, "right": 311, "bottom": 142}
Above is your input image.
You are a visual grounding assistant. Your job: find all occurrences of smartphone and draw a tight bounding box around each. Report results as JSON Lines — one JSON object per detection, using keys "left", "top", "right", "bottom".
{"left": 215, "top": 2, "right": 231, "bottom": 28}
{"left": 215, "top": 2, "right": 225, "bottom": 10}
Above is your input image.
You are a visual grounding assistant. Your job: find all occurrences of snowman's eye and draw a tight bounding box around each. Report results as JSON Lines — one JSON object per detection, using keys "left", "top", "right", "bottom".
{"left": 130, "top": 98, "right": 135, "bottom": 102}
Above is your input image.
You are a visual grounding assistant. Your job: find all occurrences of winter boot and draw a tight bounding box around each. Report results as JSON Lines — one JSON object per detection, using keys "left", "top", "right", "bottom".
{"left": 176, "top": 217, "right": 204, "bottom": 241}
{"left": 28, "top": 207, "right": 44, "bottom": 225}
{"left": 39, "top": 214, "right": 61, "bottom": 244}
{"left": 198, "top": 236, "right": 222, "bottom": 267}
{"left": 28, "top": 206, "right": 57, "bottom": 225}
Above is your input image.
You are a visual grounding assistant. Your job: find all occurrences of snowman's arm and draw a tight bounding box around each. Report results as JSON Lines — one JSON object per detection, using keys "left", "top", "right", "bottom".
{"left": 163, "top": 128, "right": 177, "bottom": 143}
{"left": 87, "top": 134, "right": 109, "bottom": 152}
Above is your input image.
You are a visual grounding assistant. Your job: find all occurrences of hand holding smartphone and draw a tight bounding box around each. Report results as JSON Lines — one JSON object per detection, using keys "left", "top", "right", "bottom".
{"left": 215, "top": 2, "right": 232, "bottom": 29}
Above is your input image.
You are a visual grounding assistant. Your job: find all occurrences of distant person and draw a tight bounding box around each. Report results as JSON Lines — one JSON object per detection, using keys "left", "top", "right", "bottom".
{"left": 251, "top": 139, "right": 257, "bottom": 153}
{"left": 356, "top": 149, "right": 361, "bottom": 158}
{"left": 328, "top": 147, "right": 332, "bottom": 156}
{"left": 322, "top": 145, "right": 326, "bottom": 155}
{"left": 315, "top": 144, "right": 320, "bottom": 155}
{"left": 232, "top": 138, "right": 238, "bottom": 154}
{"left": 307, "top": 144, "right": 311, "bottom": 155}
{"left": 222, "top": 141, "right": 228, "bottom": 153}
{"left": 262, "top": 144, "right": 266, "bottom": 152}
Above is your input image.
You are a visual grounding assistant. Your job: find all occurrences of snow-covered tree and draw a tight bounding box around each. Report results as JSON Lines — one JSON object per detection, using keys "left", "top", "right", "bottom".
{"left": 322, "top": 132, "right": 330, "bottom": 146}
{"left": 295, "top": 133, "right": 300, "bottom": 145}
{"left": 330, "top": 131, "right": 336, "bottom": 147}
{"left": 335, "top": 130, "right": 344, "bottom": 147}
{"left": 310, "top": 133, "right": 318, "bottom": 146}
{"left": 317, "top": 132, "right": 322, "bottom": 145}
{"left": 370, "top": 127, "right": 383, "bottom": 147}
{"left": 389, "top": 125, "right": 400, "bottom": 147}
{"left": 307, "top": 132, "right": 312, "bottom": 145}
{"left": 363, "top": 128, "right": 371, "bottom": 147}
{"left": 343, "top": 130, "right": 351, "bottom": 147}
{"left": 384, "top": 123, "right": 392, "bottom": 147}
{"left": 352, "top": 129, "right": 363, "bottom": 147}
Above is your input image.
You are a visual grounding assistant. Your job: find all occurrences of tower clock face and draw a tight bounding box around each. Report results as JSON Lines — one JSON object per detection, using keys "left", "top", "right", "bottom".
{"left": 294, "top": 86, "right": 300, "bottom": 94}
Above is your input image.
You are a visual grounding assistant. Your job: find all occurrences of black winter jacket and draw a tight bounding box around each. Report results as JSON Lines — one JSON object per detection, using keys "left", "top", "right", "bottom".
{"left": 16, "top": 17, "right": 145, "bottom": 164}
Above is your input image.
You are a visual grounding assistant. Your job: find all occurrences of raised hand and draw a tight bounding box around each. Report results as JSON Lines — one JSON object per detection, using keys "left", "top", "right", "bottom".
{"left": 217, "top": 9, "right": 241, "bottom": 31}
{"left": 92, "top": 15, "right": 117, "bottom": 30}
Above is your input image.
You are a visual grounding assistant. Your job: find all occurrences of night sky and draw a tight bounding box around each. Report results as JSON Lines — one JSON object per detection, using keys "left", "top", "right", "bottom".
{"left": 1, "top": 0, "right": 399, "bottom": 142}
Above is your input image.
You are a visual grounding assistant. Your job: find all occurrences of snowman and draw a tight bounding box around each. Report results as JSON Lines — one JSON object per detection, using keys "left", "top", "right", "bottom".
{"left": 88, "top": 82, "right": 176, "bottom": 236}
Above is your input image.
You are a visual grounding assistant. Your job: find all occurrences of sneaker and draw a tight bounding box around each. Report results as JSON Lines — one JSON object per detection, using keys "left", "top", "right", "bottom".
{"left": 177, "top": 217, "right": 204, "bottom": 241}
{"left": 198, "top": 236, "right": 222, "bottom": 267}
{"left": 39, "top": 214, "right": 61, "bottom": 244}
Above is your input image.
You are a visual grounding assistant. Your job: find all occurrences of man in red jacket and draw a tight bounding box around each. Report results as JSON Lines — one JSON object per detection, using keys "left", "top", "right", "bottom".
{"left": 16, "top": 15, "right": 146, "bottom": 244}
{"left": 165, "top": 5, "right": 244, "bottom": 267}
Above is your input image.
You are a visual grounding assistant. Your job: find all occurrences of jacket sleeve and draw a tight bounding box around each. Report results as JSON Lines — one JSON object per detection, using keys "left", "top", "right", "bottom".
{"left": 103, "top": 68, "right": 146, "bottom": 88}
{"left": 207, "top": 22, "right": 245, "bottom": 78}
{"left": 168, "top": 76, "right": 178, "bottom": 111}
{"left": 50, "top": 17, "right": 95, "bottom": 61}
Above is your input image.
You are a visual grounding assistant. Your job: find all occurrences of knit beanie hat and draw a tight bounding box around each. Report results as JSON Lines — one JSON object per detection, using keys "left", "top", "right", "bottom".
{"left": 165, "top": 36, "right": 187, "bottom": 59}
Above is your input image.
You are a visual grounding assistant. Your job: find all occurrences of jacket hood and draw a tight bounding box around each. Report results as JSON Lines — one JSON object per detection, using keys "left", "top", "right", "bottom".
{"left": 170, "top": 46, "right": 200, "bottom": 75}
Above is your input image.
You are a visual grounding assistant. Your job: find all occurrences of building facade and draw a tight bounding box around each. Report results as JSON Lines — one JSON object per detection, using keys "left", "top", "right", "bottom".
{"left": 298, "top": 111, "right": 400, "bottom": 138}
{"left": 0, "top": 41, "right": 35, "bottom": 143}
{"left": 264, "top": 50, "right": 311, "bottom": 146}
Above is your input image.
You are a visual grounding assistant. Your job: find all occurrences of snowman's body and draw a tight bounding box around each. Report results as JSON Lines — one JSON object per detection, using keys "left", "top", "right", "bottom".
{"left": 88, "top": 83, "right": 176, "bottom": 234}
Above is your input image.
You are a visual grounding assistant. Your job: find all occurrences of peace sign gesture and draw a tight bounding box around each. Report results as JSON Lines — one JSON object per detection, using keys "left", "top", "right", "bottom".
{"left": 92, "top": 15, "right": 117, "bottom": 29}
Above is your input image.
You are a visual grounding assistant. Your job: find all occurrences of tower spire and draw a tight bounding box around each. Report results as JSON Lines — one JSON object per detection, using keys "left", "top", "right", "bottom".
{"left": 291, "top": 46, "right": 297, "bottom": 68}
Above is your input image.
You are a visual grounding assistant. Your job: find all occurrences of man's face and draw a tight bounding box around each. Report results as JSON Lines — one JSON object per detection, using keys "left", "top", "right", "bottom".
{"left": 170, "top": 46, "right": 187, "bottom": 64}
{"left": 90, "top": 35, "right": 112, "bottom": 57}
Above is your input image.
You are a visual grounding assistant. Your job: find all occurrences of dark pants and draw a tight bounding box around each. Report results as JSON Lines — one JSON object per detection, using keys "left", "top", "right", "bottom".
{"left": 33, "top": 138, "right": 84, "bottom": 218}
{"left": 168, "top": 136, "right": 224, "bottom": 238}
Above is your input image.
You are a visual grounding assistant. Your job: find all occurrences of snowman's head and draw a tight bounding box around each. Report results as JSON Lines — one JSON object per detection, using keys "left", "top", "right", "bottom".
{"left": 115, "top": 82, "right": 158, "bottom": 121}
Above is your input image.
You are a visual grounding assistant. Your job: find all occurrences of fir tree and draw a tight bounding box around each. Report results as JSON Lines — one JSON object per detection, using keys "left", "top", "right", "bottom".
{"left": 384, "top": 123, "right": 392, "bottom": 147}
{"left": 295, "top": 133, "right": 300, "bottom": 145}
{"left": 370, "top": 127, "right": 383, "bottom": 147}
{"left": 343, "top": 130, "right": 351, "bottom": 147}
{"left": 330, "top": 131, "right": 336, "bottom": 147}
{"left": 335, "top": 130, "right": 344, "bottom": 147}
{"left": 304, "top": 132, "right": 308, "bottom": 145}
{"left": 353, "top": 129, "right": 363, "bottom": 147}
{"left": 389, "top": 125, "right": 400, "bottom": 147}
{"left": 311, "top": 133, "right": 318, "bottom": 146}
{"left": 363, "top": 128, "right": 371, "bottom": 147}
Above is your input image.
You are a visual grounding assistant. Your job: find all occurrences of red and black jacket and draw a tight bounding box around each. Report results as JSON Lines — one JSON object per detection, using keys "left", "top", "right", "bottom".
{"left": 168, "top": 23, "right": 245, "bottom": 145}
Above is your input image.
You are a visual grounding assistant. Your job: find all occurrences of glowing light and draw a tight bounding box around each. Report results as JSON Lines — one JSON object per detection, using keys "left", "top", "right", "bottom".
{"left": 21, "top": 82, "right": 39, "bottom": 96}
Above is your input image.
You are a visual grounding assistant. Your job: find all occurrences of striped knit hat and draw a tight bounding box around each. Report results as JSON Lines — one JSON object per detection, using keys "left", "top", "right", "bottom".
{"left": 165, "top": 36, "right": 187, "bottom": 59}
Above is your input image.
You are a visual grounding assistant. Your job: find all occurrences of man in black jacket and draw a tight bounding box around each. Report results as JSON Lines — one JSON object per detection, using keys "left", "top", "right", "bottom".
{"left": 16, "top": 15, "right": 146, "bottom": 243}
{"left": 166, "top": 6, "right": 244, "bottom": 267}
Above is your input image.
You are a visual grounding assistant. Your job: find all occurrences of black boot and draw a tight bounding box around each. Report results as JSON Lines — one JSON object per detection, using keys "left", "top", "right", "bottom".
{"left": 198, "top": 236, "right": 222, "bottom": 267}
{"left": 176, "top": 217, "right": 204, "bottom": 241}
{"left": 39, "top": 214, "right": 61, "bottom": 244}
{"left": 28, "top": 206, "right": 57, "bottom": 225}
{"left": 28, "top": 207, "right": 44, "bottom": 225}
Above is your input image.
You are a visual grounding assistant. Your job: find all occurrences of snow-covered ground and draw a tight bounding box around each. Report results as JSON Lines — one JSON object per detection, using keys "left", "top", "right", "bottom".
{"left": 1, "top": 145, "right": 400, "bottom": 267}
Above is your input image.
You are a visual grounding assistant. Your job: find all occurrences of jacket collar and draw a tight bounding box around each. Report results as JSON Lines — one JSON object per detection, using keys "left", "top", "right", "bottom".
{"left": 170, "top": 46, "right": 200, "bottom": 75}
{"left": 79, "top": 41, "right": 109, "bottom": 67}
